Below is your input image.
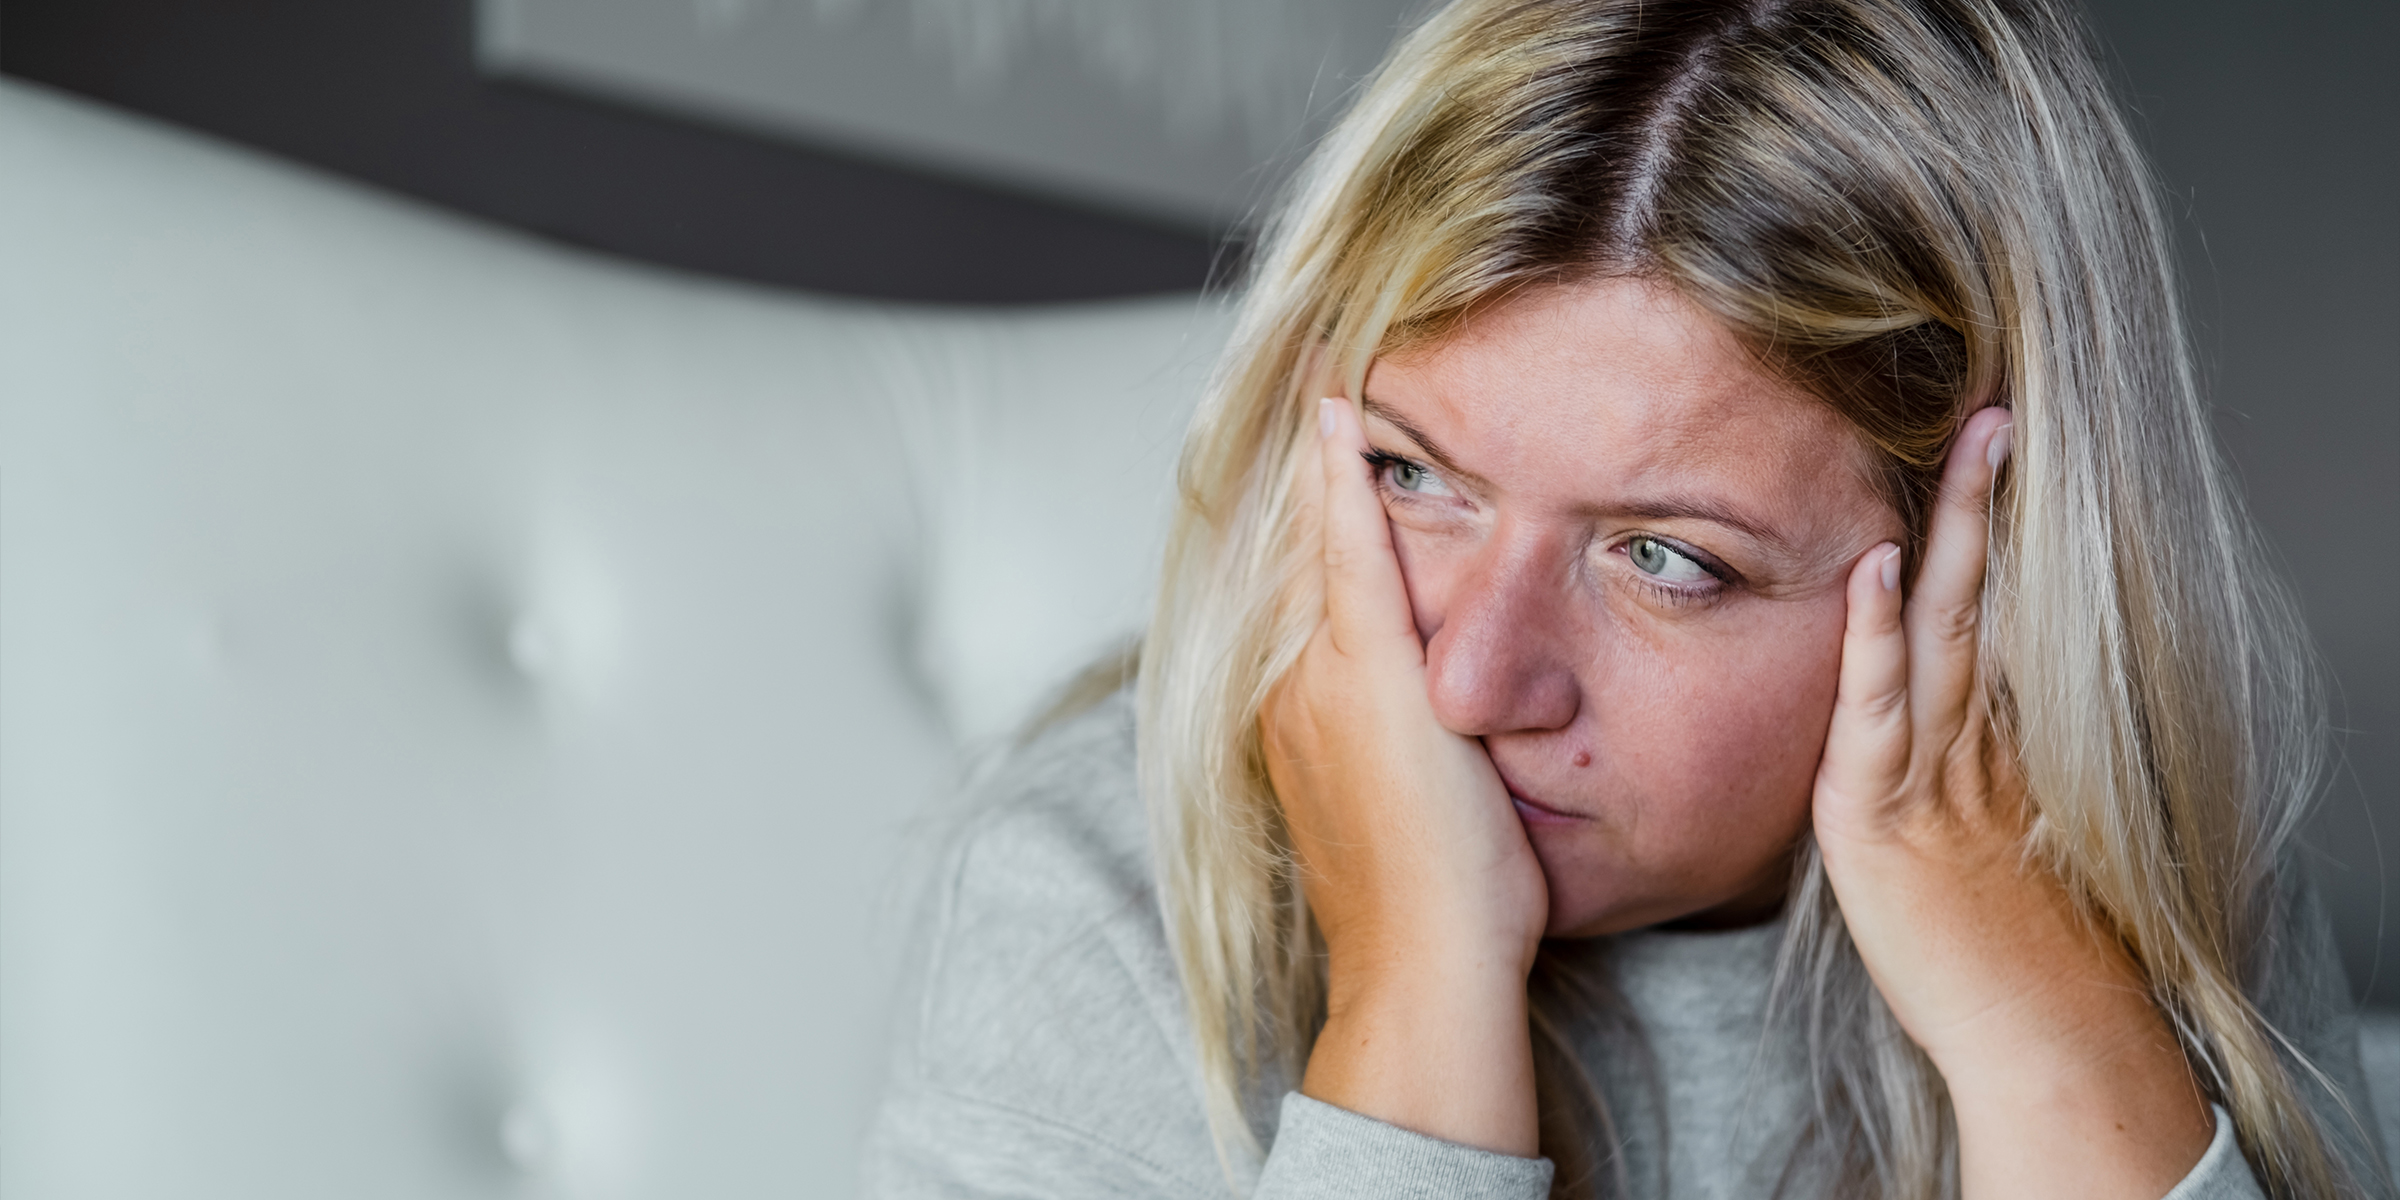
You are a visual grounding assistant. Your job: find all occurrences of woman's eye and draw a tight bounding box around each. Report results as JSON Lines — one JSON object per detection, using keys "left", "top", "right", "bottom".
{"left": 1381, "top": 457, "right": 1451, "bottom": 496}
{"left": 1625, "top": 535, "right": 1715, "bottom": 585}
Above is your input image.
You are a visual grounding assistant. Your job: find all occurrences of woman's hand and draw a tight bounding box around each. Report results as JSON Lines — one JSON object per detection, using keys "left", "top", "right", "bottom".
{"left": 1814, "top": 407, "right": 2215, "bottom": 1198}
{"left": 1261, "top": 397, "right": 1548, "bottom": 1157}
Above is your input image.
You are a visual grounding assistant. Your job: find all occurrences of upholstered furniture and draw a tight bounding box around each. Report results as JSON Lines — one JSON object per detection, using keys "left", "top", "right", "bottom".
{"left": 1, "top": 78, "right": 2390, "bottom": 1199}
{"left": 0, "top": 76, "right": 1222, "bottom": 1198}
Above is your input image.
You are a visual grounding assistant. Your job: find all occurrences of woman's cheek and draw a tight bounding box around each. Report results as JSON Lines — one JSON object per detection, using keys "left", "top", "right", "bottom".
{"left": 1687, "top": 600, "right": 1849, "bottom": 807}
{"left": 1386, "top": 521, "right": 1470, "bottom": 646}
{"left": 1622, "top": 597, "right": 1847, "bottom": 844}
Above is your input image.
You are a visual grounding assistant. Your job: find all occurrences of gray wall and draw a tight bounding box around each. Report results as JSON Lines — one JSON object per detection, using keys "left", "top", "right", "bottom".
{"left": 2083, "top": 0, "right": 2400, "bottom": 1006}
{"left": 0, "top": 0, "right": 1222, "bottom": 302}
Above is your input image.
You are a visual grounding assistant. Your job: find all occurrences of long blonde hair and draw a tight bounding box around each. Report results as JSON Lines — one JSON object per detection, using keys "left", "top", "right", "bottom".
{"left": 1137, "top": 1, "right": 2365, "bottom": 1196}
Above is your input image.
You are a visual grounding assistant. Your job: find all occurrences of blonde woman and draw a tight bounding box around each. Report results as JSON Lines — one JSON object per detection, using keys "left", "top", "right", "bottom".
{"left": 863, "top": 1, "right": 2392, "bottom": 1197}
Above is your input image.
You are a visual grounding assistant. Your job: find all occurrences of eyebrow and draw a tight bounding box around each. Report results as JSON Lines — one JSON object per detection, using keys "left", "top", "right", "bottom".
{"left": 1360, "top": 396, "right": 1491, "bottom": 493}
{"left": 1359, "top": 395, "right": 1799, "bottom": 557}
{"left": 1600, "top": 497, "right": 1798, "bottom": 556}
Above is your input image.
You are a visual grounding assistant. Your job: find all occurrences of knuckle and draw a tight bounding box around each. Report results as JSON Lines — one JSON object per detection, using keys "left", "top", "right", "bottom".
{"left": 1940, "top": 471, "right": 1994, "bottom": 514}
{"left": 1837, "top": 682, "right": 1910, "bottom": 728}
{"left": 1814, "top": 779, "right": 1880, "bottom": 816}
{"left": 1922, "top": 598, "right": 1982, "bottom": 645}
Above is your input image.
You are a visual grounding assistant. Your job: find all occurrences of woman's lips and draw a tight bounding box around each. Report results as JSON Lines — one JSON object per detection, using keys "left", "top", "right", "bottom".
{"left": 1494, "top": 758, "right": 1587, "bottom": 825}
{"left": 1509, "top": 791, "right": 1586, "bottom": 826}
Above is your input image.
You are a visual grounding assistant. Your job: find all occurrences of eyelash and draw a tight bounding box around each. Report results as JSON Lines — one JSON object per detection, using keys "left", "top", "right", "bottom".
{"left": 1362, "top": 449, "right": 1444, "bottom": 504}
{"left": 1616, "top": 535, "right": 1734, "bottom": 608}
{"left": 1362, "top": 448, "right": 1737, "bottom": 609}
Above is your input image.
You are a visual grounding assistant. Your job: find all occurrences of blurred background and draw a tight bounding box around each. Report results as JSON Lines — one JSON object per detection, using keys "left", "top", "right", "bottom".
{"left": 24, "top": 0, "right": 2363, "bottom": 986}
{"left": 0, "top": 2, "right": 2390, "bottom": 1194}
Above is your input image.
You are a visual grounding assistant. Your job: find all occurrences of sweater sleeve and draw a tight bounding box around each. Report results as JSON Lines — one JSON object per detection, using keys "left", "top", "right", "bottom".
{"left": 1253, "top": 1093, "right": 1554, "bottom": 1200}
{"left": 859, "top": 701, "right": 1237, "bottom": 1199}
{"left": 866, "top": 695, "right": 1546, "bottom": 1200}
{"left": 865, "top": 1087, "right": 1555, "bottom": 1200}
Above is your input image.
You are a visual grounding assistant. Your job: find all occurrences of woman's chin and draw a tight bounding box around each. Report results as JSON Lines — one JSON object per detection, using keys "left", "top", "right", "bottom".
{"left": 1535, "top": 870, "right": 1692, "bottom": 939}
{"left": 1532, "top": 846, "right": 1792, "bottom": 939}
{"left": 1522, "top": 803, "right": 1804, "bottom": 939}
{"left": 1542, "top": 900, "right": 1676, "bottom": 940}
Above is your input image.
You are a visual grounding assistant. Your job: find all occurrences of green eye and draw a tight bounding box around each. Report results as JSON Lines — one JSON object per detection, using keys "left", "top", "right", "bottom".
{"left": 1626, "top": 535, "right": 1714, "bottom": 584}
{"left": 1368, "top": 451, "right": 1453, "bottom": 498}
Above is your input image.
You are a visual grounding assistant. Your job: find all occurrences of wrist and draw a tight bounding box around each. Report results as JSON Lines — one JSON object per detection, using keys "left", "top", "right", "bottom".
{"left": 1307, "top": 957, "right": 1539, "bottom": 1158}
{"left": 1939, "top": 1001, "right": 2213, "bottom": 1199}
{"left": 1323, "top": 941, "right": 1531, "bottom": 1026}
{"left": 1828, "top": 853, "right": 2215, "bottom": 1197}
{"left": 1924, "top": 970, "right": 2193, "bottom": 1109}
{"left": 1318, "top": 899, "right": 1542, "bottom": 995}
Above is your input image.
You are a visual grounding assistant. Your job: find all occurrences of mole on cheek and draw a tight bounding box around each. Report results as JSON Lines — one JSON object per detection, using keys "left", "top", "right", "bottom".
{"left": 1572, "top": 748, "right": 1592, "bottom": 768}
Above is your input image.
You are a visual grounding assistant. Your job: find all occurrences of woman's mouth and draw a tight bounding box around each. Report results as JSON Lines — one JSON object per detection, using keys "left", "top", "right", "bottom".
{"left": 1509, "top": 791, "right": 1586, "bottom": 826}
{"left": 1494, "top": 758, "right": 1587, "bottom": 826}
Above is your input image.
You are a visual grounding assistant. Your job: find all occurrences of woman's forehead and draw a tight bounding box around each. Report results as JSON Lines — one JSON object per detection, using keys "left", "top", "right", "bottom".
{"left": 1364, "top": 278, "right": 1876, "bottom": 503}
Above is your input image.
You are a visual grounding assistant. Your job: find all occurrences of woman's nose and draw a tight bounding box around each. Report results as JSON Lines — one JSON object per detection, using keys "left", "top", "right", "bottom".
{"left": 1421, "top": 532, "right": 1582, "bottom": 737}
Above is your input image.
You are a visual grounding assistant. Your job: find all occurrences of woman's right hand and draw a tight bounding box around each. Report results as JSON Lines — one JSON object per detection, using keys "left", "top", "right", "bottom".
{"left": 1258, "top": 396, "right": 1548, "bottom": 1157}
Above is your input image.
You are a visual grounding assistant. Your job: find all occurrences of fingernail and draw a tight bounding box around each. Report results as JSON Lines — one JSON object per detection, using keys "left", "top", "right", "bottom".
{"left": 1318, "top": 397, "right": 1339, "bottom": 438}
{"left": 1879, "top": 545, "right": 1902, "bottom": 592}
{"left": 1986, "top": 419, "right": 2013, "bottom": 472}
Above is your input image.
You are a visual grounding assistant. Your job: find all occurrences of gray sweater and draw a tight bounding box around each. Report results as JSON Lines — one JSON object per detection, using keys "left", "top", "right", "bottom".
{"left": 862, "top": 693, "right": 2390, "bottom": 1198}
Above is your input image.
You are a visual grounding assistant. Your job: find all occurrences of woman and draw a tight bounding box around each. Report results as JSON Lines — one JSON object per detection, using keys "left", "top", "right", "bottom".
{"left": 864, "top": 0, "right": 2391, "bottom": 1197}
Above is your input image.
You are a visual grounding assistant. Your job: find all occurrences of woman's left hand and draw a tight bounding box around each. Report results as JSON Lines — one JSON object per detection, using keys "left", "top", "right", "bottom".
{"left": 1812, "top": 407, "right": 2217, "bottom": 1199}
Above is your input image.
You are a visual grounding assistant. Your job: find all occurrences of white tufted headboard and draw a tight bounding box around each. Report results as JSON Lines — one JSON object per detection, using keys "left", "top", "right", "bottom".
{"left": 0, "top": 78, "right": 1225, "bottom": 1199}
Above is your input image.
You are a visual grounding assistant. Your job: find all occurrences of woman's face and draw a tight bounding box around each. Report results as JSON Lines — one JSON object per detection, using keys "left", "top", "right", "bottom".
{"left": 1357, "top": 278, "right": 1905, "bottom": 938}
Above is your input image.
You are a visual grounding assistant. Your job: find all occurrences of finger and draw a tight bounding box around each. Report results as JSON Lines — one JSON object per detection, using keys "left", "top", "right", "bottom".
{"left": 1904, "top": 406, "right": 2012, "bottom": 736}
{"left": 1316, "top": 397, "right": 1419, "bottom": 659}
{"left": 1819, "top": 543, "right": 1911, "bottom": 817}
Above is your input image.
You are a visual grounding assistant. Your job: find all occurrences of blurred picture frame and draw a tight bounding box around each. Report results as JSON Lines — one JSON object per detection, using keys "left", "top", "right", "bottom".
{"left": 477, "top": 0, "right": 1423, "bottom": 233}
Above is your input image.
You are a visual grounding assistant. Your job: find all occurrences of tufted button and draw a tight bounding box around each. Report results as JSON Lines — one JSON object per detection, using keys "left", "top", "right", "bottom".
{"left": 506, "top": 619, "right": 556, "bottom": 679}
{"left": 498, "top": 1100, "right": 556, "bottom": 1173}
